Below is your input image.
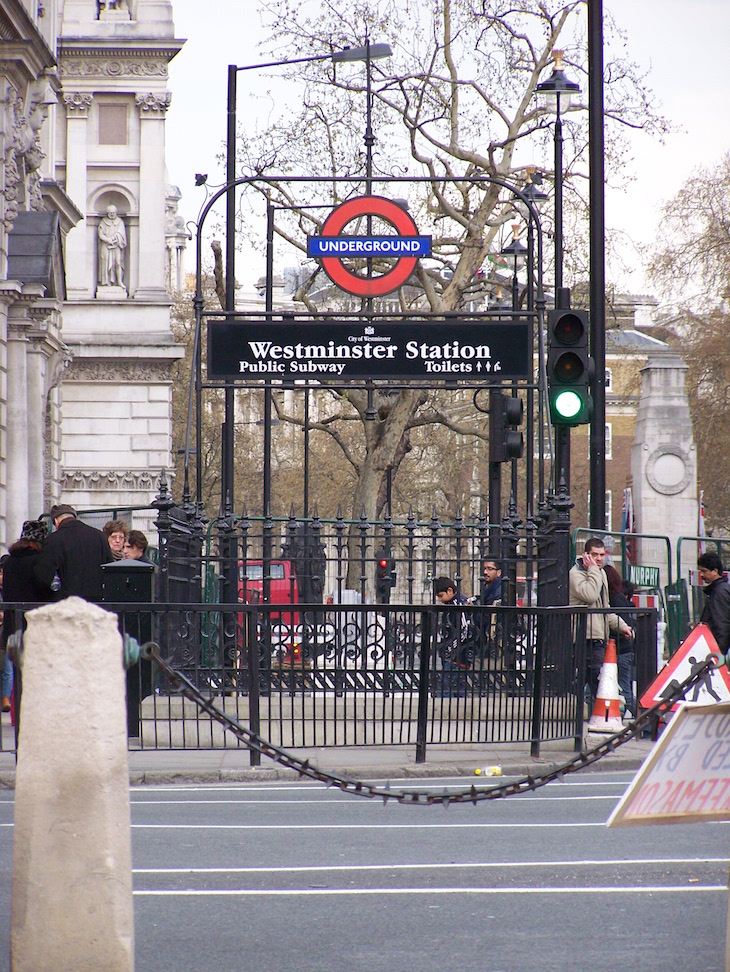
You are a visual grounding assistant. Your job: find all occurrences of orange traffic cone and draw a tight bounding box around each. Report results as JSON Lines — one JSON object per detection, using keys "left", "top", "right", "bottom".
{"left": 586, "top": 638, "right": 624, "bottom": 734}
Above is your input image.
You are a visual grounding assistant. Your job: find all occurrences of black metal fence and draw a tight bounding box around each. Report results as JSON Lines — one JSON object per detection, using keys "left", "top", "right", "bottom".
{"left": 0, "top": 601, "right": 657, "bottom": 759}
{"left": 147, "top": 473, "right": 572, "bottom": 611}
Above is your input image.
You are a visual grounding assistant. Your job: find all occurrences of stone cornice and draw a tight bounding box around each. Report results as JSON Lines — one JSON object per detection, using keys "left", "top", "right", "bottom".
{"left": 63, "top": 358, "right": 175, "bottom": 382}
{"left": 0, "top": 1, "right": 56, "bottom": 74}
{"left": 58, "top": 39, "right": 182, "bottom": 63}
{"left": 59, "top": 54, "right": 170, "bottom": 79}
{"left": 62, "top": 469, "right": 158, "bottom": 492}
{"left": 39, "top": 179, "right": 84, "bottom": 232}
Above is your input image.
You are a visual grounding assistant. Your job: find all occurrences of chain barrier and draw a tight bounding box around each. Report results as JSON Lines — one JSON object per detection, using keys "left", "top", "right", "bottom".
{"left": 142, "top": 642, "right": 716, "bottom": 806}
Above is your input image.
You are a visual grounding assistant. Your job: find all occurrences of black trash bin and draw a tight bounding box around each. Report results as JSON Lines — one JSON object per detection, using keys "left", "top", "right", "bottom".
{"left": 102, "top": 560, "right": 155, "bottom": 738}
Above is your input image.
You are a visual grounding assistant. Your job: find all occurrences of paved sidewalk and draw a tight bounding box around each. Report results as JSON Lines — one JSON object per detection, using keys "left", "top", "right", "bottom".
{"left": 0, "top": 707, "right": 655, "bottom": 786}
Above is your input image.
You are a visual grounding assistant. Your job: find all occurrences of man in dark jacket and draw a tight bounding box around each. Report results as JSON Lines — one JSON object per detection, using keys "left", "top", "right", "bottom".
{"left": 697, "top": 551, "right": 730, "bottom": 651}
{"left": 472, "top": 556, "right": 505, "bottom": 664}
{"left": 35, "top": 504, "right": 113, "bottom": 602}
{"left": 479, "top": 557, "right": 506, "bottom": 607}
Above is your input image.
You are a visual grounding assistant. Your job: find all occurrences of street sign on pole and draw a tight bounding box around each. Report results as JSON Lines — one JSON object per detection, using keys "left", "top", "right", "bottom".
{"left": 639, "top": 624, "right": 730, "bottom": 711}
{"left": 208, "top": 318, "right": 531, "bottom": 382}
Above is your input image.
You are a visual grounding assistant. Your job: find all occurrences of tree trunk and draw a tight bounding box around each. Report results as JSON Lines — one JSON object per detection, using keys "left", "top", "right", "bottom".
{"left": 345, "top": 389, "right": 423, "bottom": 590}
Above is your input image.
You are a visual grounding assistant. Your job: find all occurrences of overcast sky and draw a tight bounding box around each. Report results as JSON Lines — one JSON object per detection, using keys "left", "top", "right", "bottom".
{"left": 165, "top": 0, "right": 730, "bottom": 293}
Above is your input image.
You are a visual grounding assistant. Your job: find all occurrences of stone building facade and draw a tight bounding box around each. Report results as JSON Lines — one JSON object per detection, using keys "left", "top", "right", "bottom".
{"left": 0, "top": 0, "right": 184, "bottom": 546}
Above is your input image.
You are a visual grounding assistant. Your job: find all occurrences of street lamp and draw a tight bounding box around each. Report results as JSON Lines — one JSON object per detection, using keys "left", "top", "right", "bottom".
{"left": 535, "top": 51, "right": 580, "bottom": 295}
{"left": 515, "top": 166, "right": 549, "bottom": 218}
{"left": 536, "top": 50, "right": 580, "bottom": 497}
{"left": 500, "top": 223, "right": 528, "bottom": 313}
{"left": 515, "top": 166, "right": 549, "bottom": 504}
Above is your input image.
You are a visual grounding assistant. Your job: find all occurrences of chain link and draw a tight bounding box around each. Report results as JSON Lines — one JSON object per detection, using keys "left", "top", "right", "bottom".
{"left": 142, "top": 642, "right": 716, "bottom": 806}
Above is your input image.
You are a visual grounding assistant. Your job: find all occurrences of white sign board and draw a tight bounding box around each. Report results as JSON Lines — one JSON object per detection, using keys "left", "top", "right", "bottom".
{"left": 608, "top": 702, "right": 730, "bottom": 827}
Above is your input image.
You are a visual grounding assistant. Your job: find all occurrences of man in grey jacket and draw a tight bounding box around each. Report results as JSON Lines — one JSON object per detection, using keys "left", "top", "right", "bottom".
{"left": 569, "top": 536, "right": 634, "bottom": 702}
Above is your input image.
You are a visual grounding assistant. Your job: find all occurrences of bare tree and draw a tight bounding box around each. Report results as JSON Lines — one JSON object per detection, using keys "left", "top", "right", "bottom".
{"left": 649, "top": 152, "right": 730, "bottom": 310}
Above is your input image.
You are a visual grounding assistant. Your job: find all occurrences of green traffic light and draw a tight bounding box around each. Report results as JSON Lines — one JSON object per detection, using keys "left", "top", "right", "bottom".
{"left": 547, "top": 307, "right": 592, "bottom": 425}
{"left": 553, "top": 389, "right": 583, "bottom": 419}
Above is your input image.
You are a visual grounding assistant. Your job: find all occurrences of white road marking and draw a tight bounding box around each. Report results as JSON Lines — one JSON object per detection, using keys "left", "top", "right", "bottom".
{"left": 135, "top": 857, "right": 728, "bottom": 875}
{"left": 129, "top": 822, "right": 610, "bottom": 830}
{"left": 127, "top": 794, "right": 622, "bottom": 805}
{"left": 128, "top": 777, "right": 634, "bottom": 795}
{"left": 134, "top": 885, "right": 727, "bottom": 897}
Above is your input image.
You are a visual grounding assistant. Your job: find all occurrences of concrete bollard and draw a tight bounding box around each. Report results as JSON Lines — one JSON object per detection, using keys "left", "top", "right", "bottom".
{"left": 11, "top": 597, "right": 134, "bottom": 972}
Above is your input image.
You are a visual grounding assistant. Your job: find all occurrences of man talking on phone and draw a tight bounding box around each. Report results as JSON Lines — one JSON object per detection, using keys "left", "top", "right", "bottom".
{"left": 569, "top": 536, "right": 634, "bottom": 705}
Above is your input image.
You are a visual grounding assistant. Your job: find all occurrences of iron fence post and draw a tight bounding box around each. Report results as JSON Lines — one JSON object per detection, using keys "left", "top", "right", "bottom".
{"left": 405, "top": 506, "right": 417, "bottom": 602}
{"left": 152, "top": 472, "right": 175, "bottom": 686}
{"left": 530, "top": 606, "right": 544, "bottom": 758}
{"left": 453, "top": 508, "right": 464, "bottom": 595}
{"left": 416, "top": 609, "right": 432, "bottom": 763}
{"left": 334, "top": 505, "right": 346, "bottom": 603}
{"left": 574, "top": 612, "right": 588, "bottom": 751}
{"left": 247, "top": 604, "right": 261, "bottom": 766}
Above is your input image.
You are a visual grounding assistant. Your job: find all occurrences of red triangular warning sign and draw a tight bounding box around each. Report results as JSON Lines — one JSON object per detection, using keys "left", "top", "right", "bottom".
{"left": 640, "top": 623, "right": 730, "bottom": 711}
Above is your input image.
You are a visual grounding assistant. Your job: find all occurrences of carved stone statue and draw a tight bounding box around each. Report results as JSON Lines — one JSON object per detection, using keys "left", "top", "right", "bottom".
{"left": 98, "top": 0, "right": 130, "bottom": 15}
{"left": 97, "top": 205, "right": 127, "bottom": 289}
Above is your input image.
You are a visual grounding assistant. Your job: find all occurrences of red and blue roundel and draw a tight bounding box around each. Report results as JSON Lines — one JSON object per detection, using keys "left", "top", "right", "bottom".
{"left": 309, "top": 195, "right": 430, "bottom": 298}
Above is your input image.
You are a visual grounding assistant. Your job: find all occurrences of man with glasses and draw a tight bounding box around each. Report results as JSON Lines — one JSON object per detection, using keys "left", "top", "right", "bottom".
{"left": 472, "top": 557, "right": 506, "bottom": 669}
{"left": 480, "top": 558, "right": 505, "bottom": 607}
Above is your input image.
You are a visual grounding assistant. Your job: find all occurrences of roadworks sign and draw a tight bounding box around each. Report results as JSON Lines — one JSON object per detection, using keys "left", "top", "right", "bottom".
{"left": 608, "top": 702, "right": 730, "bottom": 826}
{"left": 639, "top": 623, "right": 730, "bottom": 711}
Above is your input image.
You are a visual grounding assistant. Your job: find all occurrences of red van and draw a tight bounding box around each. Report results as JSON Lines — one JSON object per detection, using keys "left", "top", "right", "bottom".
{"left": 237, "top": 559, "right": 337, "bottom": 667}
{"left": 238, "top": 559, "right": 299, "bottom": 620}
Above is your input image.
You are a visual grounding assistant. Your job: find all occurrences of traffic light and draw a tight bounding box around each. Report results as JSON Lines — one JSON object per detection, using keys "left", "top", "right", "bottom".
{"left": 489, "top": 393, "right": 524, "bottom": 462}
{"left": 547, "top": 308, "right": 593, "bottom": 425}
{"left": 375, "top": 548, "right": 396, "bottom": 603}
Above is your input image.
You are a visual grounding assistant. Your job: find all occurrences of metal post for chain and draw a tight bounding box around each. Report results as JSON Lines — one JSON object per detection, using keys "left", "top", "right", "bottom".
{"left": 415, "top": 609, "right": 433, "bottom": 763}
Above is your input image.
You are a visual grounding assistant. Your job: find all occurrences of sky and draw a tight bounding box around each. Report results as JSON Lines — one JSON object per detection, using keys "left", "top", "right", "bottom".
{"left": 165, "top": 0, "right": 730, "bottom": 295}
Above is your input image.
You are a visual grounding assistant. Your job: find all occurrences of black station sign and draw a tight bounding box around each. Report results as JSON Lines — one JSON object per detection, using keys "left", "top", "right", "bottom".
{"left": 208, "top": 319, "right": 531, "bottom": 382}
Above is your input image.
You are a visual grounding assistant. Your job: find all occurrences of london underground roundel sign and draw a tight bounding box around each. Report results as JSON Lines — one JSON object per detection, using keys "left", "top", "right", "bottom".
{"left": 310, "top": 195, "right": 429, "bottom": 298}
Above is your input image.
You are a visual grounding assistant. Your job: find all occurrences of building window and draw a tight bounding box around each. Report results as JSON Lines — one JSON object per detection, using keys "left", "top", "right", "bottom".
{"left": 605, "top": 367, "right": 612, "bottom": 392}
{"left": 606, "top": 422, "right": 612, "bottom": 460}
{"left": 587, "top": 490, "right": 613, "bottom": 531}
{"left": 98, "top": 104, "right": 128, "bottom": 145}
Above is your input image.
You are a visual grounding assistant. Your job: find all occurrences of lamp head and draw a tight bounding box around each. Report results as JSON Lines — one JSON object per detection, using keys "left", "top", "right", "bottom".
{"left": 332, "top": 42, "right": 392, "bottom": 63}
{"left": 536, "top": 49, "right": 580, "bottom": 113}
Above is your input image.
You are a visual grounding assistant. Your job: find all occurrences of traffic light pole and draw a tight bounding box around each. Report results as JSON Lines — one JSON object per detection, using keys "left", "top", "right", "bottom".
{"left": 555, "top": 425, "right": 570, "bottom": 493}
{"left": 489, "top": 389, "right": 524, "bottom": 546}
{"left": 554, "top": 286, "right": 570, "bottom": 494}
